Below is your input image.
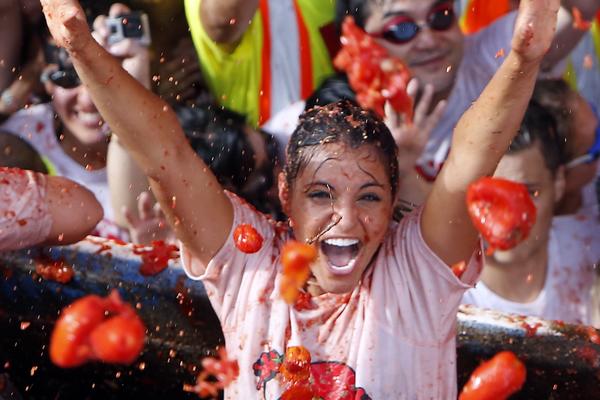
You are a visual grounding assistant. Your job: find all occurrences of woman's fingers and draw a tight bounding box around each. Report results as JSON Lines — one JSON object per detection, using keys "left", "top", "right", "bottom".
{"left": 137, "top": 191, "right": 153, "bottom": 221}
{"left": 414, "top": 83, "right": 434, "bottom": 125}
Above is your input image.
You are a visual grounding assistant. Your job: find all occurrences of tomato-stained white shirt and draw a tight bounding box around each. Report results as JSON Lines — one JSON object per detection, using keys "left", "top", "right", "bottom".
{"left": 0, "top": 168, "right": 52, "bottom": 251}
{"left": 462, "top": 213, "right": 600, "bottom": 325}
{"left": 180, "top": 192, "right": 482, "bottom": 399}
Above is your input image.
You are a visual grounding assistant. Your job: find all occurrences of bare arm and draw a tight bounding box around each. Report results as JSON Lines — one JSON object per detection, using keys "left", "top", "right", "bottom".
{"left": 41, "top": 0, "right": 233, "bottom": 270}
{"left": 542, "top": 0, "right": 600, "bottom": 71}
{"left": 422, "top": 0, "right": 560, "bottom": 266}
{"left": 44, "top": 176, "right": 103, "bottom": 245}
{"left": 200, "top": 0, "right": 259, "bottom": 44}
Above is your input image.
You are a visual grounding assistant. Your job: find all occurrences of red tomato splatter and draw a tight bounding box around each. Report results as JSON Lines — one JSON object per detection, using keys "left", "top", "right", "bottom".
{"left": 280, "top": 346, "right": 312, "bottom": 384}
{"left": 89, "top": 313, "right": 146, "bottom": 364}
{"left": 459, "top": 351, "right": 526, "bottom": 400}
{"left": 572, "top": 7, "right": 592, "bottom": 30}
{"left": 35, "top": 257, "right": 74, "bottom": 284}
{"left": 49, "top": 290, "right": 146, "bottom": 368}
{"left": 451, "top": 260, "right": 467, "bottom": 279}
{"left": 280, "top": 346, "right": 315, "bottom": 399}
{"left": 133, "top": 240, "right": 179, "bottom": 276}
{"left": 466, "top": 177, "right": 536, "bottom": 255}
{"left": 183, "top": 347, "right": 239, "bottom": 398}
{"left": 233, "top": 224, "right": 264, "bottom": 254}
{"left": 280, "top": 241, "right": 317, "bottom": 304}
{"left": 521, "top": 322, "right": 542, "bottom": 337}
{"left": 334, "top": 17, "right": 413, "bottom": 120}
{"left": 294, "top": 291, "right": 316, "bottom": 311}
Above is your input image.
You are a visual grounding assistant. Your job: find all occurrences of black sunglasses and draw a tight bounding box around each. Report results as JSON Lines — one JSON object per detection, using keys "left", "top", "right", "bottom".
{"left": 44, "top": 67, "right": 81, "bottom": 89}
{"left": 371, "top": 3, "right": 456, "bottom": 45}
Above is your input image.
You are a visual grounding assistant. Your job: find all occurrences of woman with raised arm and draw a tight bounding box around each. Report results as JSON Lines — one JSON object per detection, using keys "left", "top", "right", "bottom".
{"left": 40, "top": 0, "right": 558, "bottom": 397}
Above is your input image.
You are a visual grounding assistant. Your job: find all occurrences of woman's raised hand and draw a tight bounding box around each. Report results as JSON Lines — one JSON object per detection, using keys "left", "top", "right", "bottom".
{"left": 512, "top": 0, "right": 560, "bottom": 63}
{"left": 40, "top": 0, "right": 91, "bottom": 53}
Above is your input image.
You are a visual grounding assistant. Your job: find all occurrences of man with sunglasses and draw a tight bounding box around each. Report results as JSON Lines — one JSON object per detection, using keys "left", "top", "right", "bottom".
{"left": 335, "top": 0, "right": 600, "bottom": 203}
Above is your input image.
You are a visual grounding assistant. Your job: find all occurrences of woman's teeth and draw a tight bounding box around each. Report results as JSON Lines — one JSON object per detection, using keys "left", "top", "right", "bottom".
{"left": 321, "top": 238, "right": 361, "bottom": 275}
{"left": 323, "top": 238, "right": 360, "bottom": 247}
{"left": 77, "top": 111, "right": 102, "bottom": 125}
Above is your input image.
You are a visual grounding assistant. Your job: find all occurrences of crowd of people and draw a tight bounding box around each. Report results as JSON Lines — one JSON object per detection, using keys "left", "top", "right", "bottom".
{"left": 0, "top": 0, "right": 599, "bottom": 397}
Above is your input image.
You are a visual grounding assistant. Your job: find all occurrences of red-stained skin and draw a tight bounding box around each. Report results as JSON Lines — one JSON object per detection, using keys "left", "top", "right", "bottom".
{"left": 50, "top": 290, "right": 146, "bottom": 368}
{"left": 459, "top": 351, "right": 527, "bottom": 400}
{"left": 466, "top": 177, "right": 536, "bottom": 254}
{"left": 233, "top": 224, "right": 264, "bottom": 254}
{"left": 280, "top": 241, "right": 317, "bottom": 304}
{"left": 133, "top": 240, "right": 179, "bottom": 276}
{"left": 35, "top": 258, "right": 75, "bottom": 284}
{"left": 334, "top": 17, "right": 413, "bottom": 120}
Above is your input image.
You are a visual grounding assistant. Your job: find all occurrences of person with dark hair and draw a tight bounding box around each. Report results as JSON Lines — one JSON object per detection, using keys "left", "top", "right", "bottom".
{"left": 0, "top": 167, "right": 103, "bottom": 251}
{"left": 268, "top": 0, "right": 600, "bottom": 207}
{"left": 41, "top": 0, "right": 559, "bottom": 396}
{"left": 533, "top": 79, "right": 600, "bottom": 215}
{"left": 0, "top": 131, "right": 48, "bottom": 173}
{"left": 462, "top": 100, "right": 600, "bottom": 326}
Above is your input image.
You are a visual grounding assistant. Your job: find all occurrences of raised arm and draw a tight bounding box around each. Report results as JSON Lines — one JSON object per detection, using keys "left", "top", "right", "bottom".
{"left": 422, "top": 0, "right": 560, "bottom": 266}
{"left": 40, "top": 0, "right": 233, "bottom": 269}
{"left": 542, "top": 0, "right": 600, "bottom": 71}
{"left": 44, "top": 176, "right": 103, "bottom": 245}
{"left": 199, "top": 0, "right": 259, "bottom": 44}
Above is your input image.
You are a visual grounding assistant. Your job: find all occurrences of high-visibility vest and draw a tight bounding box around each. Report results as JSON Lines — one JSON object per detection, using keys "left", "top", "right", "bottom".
{"left": 186, "top": 0, "right": 335, "bottom": 126}
{"left": 458, "top": 0, "right": 511, "bottom": 34}
{"left": 563, "top": 11, "right": 600, "bottom": 108}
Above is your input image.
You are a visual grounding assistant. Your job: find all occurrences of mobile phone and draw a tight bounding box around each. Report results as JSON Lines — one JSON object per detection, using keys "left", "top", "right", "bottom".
{"left": 106, "top": 12, "right": 151, "bottom": 46}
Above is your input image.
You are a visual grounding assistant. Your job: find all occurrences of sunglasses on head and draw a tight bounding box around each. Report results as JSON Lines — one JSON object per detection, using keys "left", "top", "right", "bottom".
{"left": 565, "top": 102, "right": 600, "bottom": 169}
{"left": 371, "top": 2, "right": 456, "bottom": 45}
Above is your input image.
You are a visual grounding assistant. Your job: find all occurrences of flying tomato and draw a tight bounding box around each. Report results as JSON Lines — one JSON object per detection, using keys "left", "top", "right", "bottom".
{"left": 233, "top": 224, "right": 264, "bottom": 254}
{"left": 334, "top": 16, "right": 413, "bottom": 121}
{"left": 280, "top": 241, "right": 317, "bottom": 304}
{"left": 466, "top": 177, "right": 536, "bottom": 254}
{"left": 49, "top": 290, "right": 146, "bottom": 367}
{"left": 459, "top": 351, "right": 526, "bottom": 400}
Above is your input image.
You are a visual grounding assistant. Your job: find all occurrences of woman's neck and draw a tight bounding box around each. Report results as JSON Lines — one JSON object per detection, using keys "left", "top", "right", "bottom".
{"left": 56, "top": 123, "right": 108, "bottom": 170}
{"left": 480, "top": 245, "right": 549, "bottom": 303}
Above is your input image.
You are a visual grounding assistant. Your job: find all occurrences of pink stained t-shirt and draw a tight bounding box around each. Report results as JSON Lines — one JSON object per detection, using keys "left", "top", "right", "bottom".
{"left": 180, "top": 193, "right": 482, "bottom": 399}
{"left": 0, "top": 168, "right": 52, "bottom": 251}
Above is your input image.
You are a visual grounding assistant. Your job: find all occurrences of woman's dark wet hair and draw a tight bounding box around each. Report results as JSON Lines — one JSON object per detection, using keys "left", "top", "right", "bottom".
{"left": 508, "top": 100, "right": 563, "bottom": 175}
{"left": 285, "top": 100, "right": 399, "bottom": 197}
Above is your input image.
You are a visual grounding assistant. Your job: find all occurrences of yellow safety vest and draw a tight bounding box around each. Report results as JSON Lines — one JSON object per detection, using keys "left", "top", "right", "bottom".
{"left": 185, "top": 0, "right": 335, "bottom": 126}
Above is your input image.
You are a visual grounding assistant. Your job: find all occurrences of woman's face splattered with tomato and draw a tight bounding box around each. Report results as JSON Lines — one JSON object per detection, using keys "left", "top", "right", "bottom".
{"left": 364, "top": 0, "right": 464, "bottom": 97}
{"left": 280, "top": 143, "right": 394, "bottom": 295}
{"left": 491, "top": 142, "right": 565, "bottom": 264}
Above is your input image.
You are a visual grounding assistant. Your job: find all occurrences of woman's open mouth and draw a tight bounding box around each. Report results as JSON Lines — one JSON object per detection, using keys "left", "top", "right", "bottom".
{"left": 320, "top": 238, "right": 361, "bottom": 276}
